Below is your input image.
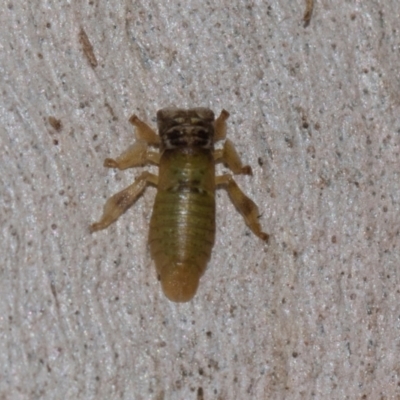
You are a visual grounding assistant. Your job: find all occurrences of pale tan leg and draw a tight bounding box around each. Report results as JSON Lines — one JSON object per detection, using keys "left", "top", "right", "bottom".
{"left": 216, "top": 174, "right": 269, "bottom": 241}
{"left": 104, "top": 114, "right": 161, "bottom": 170}
{"left": 129, "top": 114, "right": 160, "bottom": 145}
{"left": 214, "top": 109, "right": 230, "bottom": 141}
{"left": 104, "top": 141, "right": 160, "bottom": 170}
{"left": 90, "top": 172, "right": 158, "bottom": 232}
{"left": 214, "top": 139, "right": 253, "bottom": 175}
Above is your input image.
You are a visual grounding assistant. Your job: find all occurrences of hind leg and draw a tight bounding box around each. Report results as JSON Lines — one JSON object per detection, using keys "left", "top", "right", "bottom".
{"left": 90, "top": 172, "right": 158, "bottom": 232}
{"left": 216, "top": 174, "right": 269, "bottom": 241}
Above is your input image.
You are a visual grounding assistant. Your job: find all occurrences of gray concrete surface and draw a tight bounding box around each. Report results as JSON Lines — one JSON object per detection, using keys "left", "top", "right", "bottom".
{"left": 1, "top": 0, "right": 400, "bottom": 399}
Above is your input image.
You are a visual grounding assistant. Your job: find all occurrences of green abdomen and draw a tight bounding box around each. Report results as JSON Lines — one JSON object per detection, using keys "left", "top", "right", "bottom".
{"left": 149, "top": 149, "right": 216, "bottom": 278}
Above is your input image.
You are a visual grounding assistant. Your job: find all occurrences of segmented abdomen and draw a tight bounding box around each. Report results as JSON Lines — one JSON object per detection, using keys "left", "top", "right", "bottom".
{"left": 149, "top": 188, "right": 215, "bottom": 276}
{"left": 148, "top": 149, "right": 216, "bottom": 302}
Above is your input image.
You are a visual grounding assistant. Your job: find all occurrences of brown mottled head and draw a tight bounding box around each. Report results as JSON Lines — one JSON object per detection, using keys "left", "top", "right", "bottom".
{"left": 157, "top": 107, "right": 215, "bottom": 150}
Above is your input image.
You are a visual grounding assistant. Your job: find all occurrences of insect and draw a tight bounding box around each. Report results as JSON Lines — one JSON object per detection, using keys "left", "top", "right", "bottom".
{"left": 90, "top": 108, "right": 269, "bottom": 302}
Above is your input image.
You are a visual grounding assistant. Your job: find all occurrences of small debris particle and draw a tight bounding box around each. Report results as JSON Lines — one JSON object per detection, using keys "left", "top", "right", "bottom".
{"left": 303, "top": 0, "right": 314, "bottom": 27}
{"left": 48, "top": 116, "right": 62, "bottom": 131}
{"left": 79, "top": 28, "right": 98, "bottom": 68}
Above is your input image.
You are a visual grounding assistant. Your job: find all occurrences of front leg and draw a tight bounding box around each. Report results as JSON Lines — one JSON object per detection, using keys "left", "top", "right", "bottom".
{"left": 104, "top": 114, "right": 161, "bottom": 170}
{"left": 90, "top": 172, "right": 158, "bottom": 232}
{"left": 214, "top": 109, "right": 230, "bottom": 141}
{"left": 216, "top": 174, "right": 269, "bottom": 241}
{"left": 129, "top": 114, "right": 160, "bottom": 145}
{"left": 214, "top": 139, "right": 252, "bottom": 175}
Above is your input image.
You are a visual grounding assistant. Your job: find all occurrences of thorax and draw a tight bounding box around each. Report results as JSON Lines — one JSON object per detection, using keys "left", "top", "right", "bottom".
{"left": 157, "top": 148, "right": 215, "bottom": 193}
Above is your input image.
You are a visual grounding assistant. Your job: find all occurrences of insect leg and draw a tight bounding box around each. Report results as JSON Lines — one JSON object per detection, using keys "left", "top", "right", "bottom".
{"left": 214, "top": 139, "right": 252, "bottom": 175}
{"left": 214, "top": 109, "right": 230, "bottom": 141}
{"left": 104, "top": 141, "right": 160, "bottom": 170}
{"left": 129, "top": 114, "right": 160, "bottom": 145}
{"left": 90, "top": 171, "right": 158, "bottom": 232}
{"left": 103, "top": 114, "right": 161, "bottom": 169}
{"left": 216, "top": 174, "right": 269, "bottom": 241}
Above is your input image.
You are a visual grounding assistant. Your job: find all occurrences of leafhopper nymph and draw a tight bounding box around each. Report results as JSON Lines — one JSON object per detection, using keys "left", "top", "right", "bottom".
{"left": 91, "top": 108, "right": 268, "bottom": 302}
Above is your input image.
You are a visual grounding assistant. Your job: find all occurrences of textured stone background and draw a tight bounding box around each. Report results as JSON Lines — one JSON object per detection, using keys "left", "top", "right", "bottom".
{"left": 1, "top": 1, "right": 400, "bottom": 399}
